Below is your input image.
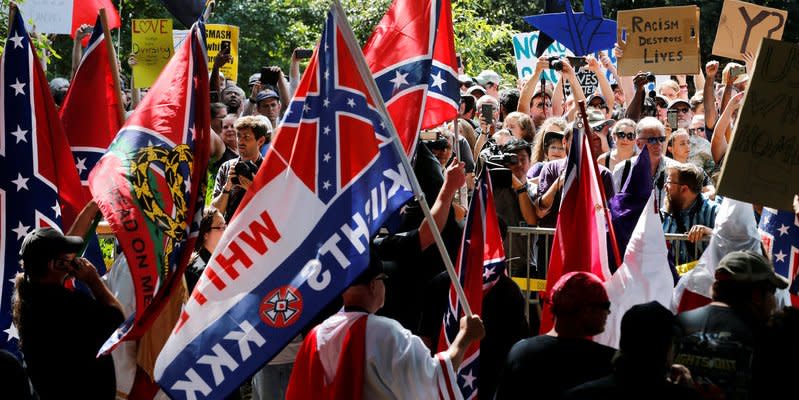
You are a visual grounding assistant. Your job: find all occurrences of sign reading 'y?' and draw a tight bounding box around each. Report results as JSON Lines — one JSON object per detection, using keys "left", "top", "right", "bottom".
{"left": 717, "top": 39, "right": 799, "bottom": 210}
{"left": 712, "top": 0, "right": 787, "bottom": 61}
{"left": 616, "top": 6, "right": 700, "bottom": 75}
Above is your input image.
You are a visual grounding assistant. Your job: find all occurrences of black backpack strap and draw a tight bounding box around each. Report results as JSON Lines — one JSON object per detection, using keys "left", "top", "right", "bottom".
{"left": 621, "top": 159, "right": 632, "bottom": 188}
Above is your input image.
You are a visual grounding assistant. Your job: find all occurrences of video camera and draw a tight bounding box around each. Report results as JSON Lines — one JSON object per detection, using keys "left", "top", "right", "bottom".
{"left": 420, "top": 129, "right": 451, "bottom": 152}
{"left": 481, "top": 142, "right": 520, "bottom": 189}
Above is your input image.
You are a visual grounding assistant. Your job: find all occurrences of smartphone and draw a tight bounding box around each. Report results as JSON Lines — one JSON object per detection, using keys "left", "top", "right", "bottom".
{"left": 667, "top": 109, "right": 678, "bottom": 130}
{"left": 456, "top": 54, "right": 463, "bottom": 70}
{"left": 220, "top": 40, "right": 231, "bottom": 54}
{"left": 260, "top": 67, "right": 280, "bottom": 87}
{"left": 294, "top": 48, "right": 313, "bottom": 59}
{"left": 481, "top": 103, "right": 494, "bottom": 125}
{"left": 729, "top": 65, "right": 746, "bottom": 81}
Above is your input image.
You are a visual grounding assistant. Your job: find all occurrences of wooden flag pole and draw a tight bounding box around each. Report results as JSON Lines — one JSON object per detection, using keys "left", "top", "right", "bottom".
{"left": 100, "top": 8, "right": 127, "bottom": 124}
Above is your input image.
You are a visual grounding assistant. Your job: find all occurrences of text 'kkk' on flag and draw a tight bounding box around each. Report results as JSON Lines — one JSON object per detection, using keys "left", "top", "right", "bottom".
{"left": 60, "top": 11, "right": 125, "bottom": 274}
{"left": 363, "top": 0, "right": 460, "bottom": 155}
{"left": 154, "top": 6, "right": 414, "bottom": 399}
{"left": 438, "top": 172, "right": 505, "bottom": 399}
{"left": 1, "top": 6, "right": 85, "bottom": 352}
{"left": 88, "top": 19, "right": 211, "bottom": 355}
{"left": 759, "top": 208, "right": 799, "bottom": 308}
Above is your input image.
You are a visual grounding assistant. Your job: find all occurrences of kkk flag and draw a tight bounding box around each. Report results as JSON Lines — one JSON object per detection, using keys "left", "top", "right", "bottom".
{"left": 540, "top": 120, "right": 610, "bottom": 334}
{"left": 89, "top": 20, "right": 211, "bottom": 355}
{"left": 363, "top": 0, "right": 460, "bottom": 155}
{"left": 438, "top": 172, "right": 505, "bottom": 399}
{"left": 60, "top": 14, "right": 124, "bottom": 274}
{"left": 154, "top": 7, "right": 414, "bottom": 399}
{"left": 759, "top": 208, "right": 799, "bottom": 308}
{"left": 0, "top": 7, "right": 85, "bottom": 351}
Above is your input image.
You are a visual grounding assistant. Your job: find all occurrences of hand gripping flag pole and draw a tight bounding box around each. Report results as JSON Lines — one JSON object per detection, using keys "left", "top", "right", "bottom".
{"left": 332, "top": 0, "right": 472, "bottom": 316}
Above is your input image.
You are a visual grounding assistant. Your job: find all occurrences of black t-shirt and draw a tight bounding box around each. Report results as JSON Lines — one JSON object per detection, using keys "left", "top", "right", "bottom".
{"left": 18, "top": 282, "right": 124, "bottom": 399}
{"left": 563, "top": 373, "right": 703, "bottom": 400}
{"left": 494, "top": 335, "right": 616, "bottom": 399}
{"left": 675, "top": 304, "right": 758, "bottom": 399}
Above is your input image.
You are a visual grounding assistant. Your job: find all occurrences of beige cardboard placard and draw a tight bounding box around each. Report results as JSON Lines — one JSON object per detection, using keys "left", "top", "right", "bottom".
{"left": 712, "top": 0, "right": 787, "bottom": 61}
{"left": 616, "top": 6, "right": 700, "bottom": 75}
{"left": 717, "top": 38, "right": 799, "bottom": 210}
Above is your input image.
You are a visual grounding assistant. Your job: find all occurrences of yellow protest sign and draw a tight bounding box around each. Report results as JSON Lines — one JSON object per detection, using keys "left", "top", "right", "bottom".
{"left": 717, "top": 38, "right": 799, "bottom": 210}
{"left": 131, "top": 19, "right": 174, "bottom": 89}
{"left": 616, "top": 6, "right": 700, "bottom": 75}
{"left": 206, "top": 24, "right": 239, "bottom": 83}
{"left": 712, "top": 0, "right": 787, "bottom": 61}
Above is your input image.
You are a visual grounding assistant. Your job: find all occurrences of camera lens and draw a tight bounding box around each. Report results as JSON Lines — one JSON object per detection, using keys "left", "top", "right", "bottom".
{"left": 646, "top": 73, "right": 656, "bottom": 83}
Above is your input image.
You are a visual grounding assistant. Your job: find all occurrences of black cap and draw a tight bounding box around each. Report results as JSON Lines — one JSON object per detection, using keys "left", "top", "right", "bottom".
{"left": 20, "top": 228, "right": 84, "bottom": 263}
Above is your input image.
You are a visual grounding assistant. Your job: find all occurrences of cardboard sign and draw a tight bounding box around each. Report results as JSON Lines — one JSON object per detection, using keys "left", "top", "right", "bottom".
{"left": 717, "top": 39, "right": 799, "bottom": 210}
{"left": 131, "top": 19, "right": 174, "bottom": 89}
{"left": 18, "top": 0, "right": 73, "bottom": 34}
{"left": 206, "top": 24, "right": 240, "bottom": 83}
{"left": 512, "top": 31, "right": 617, "bottom": 91}
{"left": 616, "top": 6, "right": 700, "bottom": 75}
{"left": 712, "top": 0, "right": 787, "bottom": 61}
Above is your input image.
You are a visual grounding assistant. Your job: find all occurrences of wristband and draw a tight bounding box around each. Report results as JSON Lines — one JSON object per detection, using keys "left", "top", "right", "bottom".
{"left": 515, "top": 184, "right": 528, "bottom": 195}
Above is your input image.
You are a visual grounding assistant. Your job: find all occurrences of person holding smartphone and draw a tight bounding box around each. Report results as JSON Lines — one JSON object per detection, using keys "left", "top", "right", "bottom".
{"left": 12, "top": 228, "right": 125, "bottom": 399}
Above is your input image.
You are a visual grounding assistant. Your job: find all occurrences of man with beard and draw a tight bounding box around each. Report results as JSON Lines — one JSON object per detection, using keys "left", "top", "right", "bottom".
{"left": 661, "top": 163, "right": 719, "bottom": 264}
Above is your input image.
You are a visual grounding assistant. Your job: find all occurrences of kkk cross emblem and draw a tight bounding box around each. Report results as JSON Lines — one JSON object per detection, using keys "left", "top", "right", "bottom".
{"left": 260, "top": 286, "right": 303, "bottom": 328}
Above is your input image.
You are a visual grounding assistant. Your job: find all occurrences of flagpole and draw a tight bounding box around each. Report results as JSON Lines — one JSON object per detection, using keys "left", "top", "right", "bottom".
{"left": 100, "top": 8, "right": 126, "bottom": 124}
{"left": 577, "top": 100, "right": 622, "bottom": 267}
{"left": 332, "top": 0, "right": 473, "bottom": 316}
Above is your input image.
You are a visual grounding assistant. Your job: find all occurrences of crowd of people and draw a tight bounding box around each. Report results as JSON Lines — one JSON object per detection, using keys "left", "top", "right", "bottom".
{"left": 6, "top": 15, "right": 799, "bottom": 400}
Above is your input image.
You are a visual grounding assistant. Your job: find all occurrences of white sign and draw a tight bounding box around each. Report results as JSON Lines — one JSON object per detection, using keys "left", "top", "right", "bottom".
{"left": 18, "top": 0, "right": 74, "bottom": 34}
{"left": 512, "top": 31, "right": 618, "bottom": 88}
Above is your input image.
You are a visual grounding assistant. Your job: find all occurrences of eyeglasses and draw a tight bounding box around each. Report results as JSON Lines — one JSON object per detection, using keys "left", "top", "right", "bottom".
{"left": 615, "top": 131, "right": 636, "bottom": 141}
{"left": 673, "top": 107, "right": 691, "bottom": 114}
{"left": 591, "top": 123, "right": 610, "bottom": 133}
{"left": 688, "top": 127, "right": 705, "bottom": 135}
{"left": 534, "top": 101, "right": 553, "bottom": 110}
{"left": 638, "top": 136, "right": 667, "bottom": 144}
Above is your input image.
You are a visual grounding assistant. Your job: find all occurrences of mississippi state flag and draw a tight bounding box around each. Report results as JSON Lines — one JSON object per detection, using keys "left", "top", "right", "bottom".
{"left": 154, "top": 7, "right": 414, "bottom": 399}
{"left": 89, "top": 19, "right": 210, "bottom": 355}
{"left": 540, "top": 120, "right": 610, "bottom": 334}
{"left": 438, "top": 173, "right": 505, "bottom": 399}
{"left": 363, "top": 0, "right": 460, "bottom": 155}
{"left": 60, "top": 14, "right": 124, "bottom": 273}
{"left": 759, "top": 208, "right": 799, "bottom": 308}
{"left": 1, "top": 7, "right": 85, "bottom": 352}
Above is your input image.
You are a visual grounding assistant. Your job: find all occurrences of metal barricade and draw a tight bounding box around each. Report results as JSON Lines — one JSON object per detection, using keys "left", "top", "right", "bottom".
{"left": 506, "top": 226, "right": 709, "bottom": 321}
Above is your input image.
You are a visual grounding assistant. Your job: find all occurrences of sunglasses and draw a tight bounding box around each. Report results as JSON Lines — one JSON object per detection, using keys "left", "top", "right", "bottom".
{"left": 591, "top": 123, "right": 610, "bottom": 133}
{"left": 615, "top": 131, "right": 636, "bottom": 141}
{"left": 673, "top": 107, "right": 691, "bottom": 114}
{"left": 688, "top": 127, "right": 705, "bottom": 135}
{"left": 639, "top": 136, "right": 667, "bottom": 144}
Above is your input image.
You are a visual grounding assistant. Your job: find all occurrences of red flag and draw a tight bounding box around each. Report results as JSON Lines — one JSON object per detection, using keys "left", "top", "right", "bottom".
{"left": 540, "top": 124, "right": 610, "bottom": 334}
{"left": 363, "top": 0, "right": 460, "bottom": 155}
{"left": 72, "top": 0, "right": 120, "bottom": 39}
{"left": 89, "top": 20, "right": 210, "bottom": 355}
{"left": 60, "top": 14, "right": 123, "bottom": 202}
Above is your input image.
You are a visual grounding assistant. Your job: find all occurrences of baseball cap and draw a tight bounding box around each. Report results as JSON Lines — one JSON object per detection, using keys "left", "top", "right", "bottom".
{"left": 475, "top": 70, "right": 501, "bottom": 86}
{"left": 351, "top": 250, "right": 386, "bottom": 286}
{"left": 20, "top": 228, "right": 84, "bottom": 264}
{"left": 466, "top": 85, "right": 486, "bottom": 96}
{"left": 586, "top": 109, "right": 613, "bottom": 129}
{"left": 715, "top": 250, "right": 789, "bottom": 289}
{"left": 255, "top": 89, "right": 280, "bottom": 103}
{"left": 619, "top": 301, "right": 678, "bottom": 355}
{"left": 667, "top": 98, "right": 690, "bottom": 109}
{"left": 587, "top": 93, "right": 606, "bottom": 106}
{"left": 458, "top": 74, "right": 474, "bottom": 85}
{"left": 550, "top": 271, "right": 609, "bottom": 314}
{"left": 248, "top": 73, "right": 261, "bottom": 86}
{"left": 653, "top": 94, "right": 669, "bottom": 108}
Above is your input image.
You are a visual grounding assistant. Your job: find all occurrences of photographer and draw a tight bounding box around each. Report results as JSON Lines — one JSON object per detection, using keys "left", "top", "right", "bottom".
{"left": 12, "top": 228, "right": 125, "bottom": 399}
{"left": 212, "top": 116, "right": 271, "bottom": 221}
{"left": 519, "top": 56, "right": 587, "bottom": 126}
{"left": 482, "top": 138, "right": 537, "bottom": 273}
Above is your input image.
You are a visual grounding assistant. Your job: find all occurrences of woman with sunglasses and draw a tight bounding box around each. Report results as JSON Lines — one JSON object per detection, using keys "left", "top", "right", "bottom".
{"left": 597, "top": 119, "right": 637, "bottom": 172}
{"left": 186, "top": 207, "right": 227, "bottom": 292}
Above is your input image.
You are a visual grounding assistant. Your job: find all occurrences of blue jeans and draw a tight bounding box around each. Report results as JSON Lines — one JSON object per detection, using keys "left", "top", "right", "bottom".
{"left": 251, "top": 363, "right": 294, "bottom": 400}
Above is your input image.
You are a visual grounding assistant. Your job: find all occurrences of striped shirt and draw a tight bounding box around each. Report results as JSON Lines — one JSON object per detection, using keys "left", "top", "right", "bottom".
{"left": 661, "top": 194, "right": 720, "bottom": 265}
